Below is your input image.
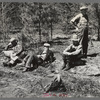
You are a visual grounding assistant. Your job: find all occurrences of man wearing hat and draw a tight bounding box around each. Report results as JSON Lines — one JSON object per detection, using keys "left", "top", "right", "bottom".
{"left": 22, "top": 43, "right": 54, "bottom": 72}
{"left": 70, "top": 6, "right": 89, "bottom": 58}
{"left": 3, "top": 38, "right": 24, "bottom": 67}
{"left": 62, "top": 34, "right": 82, "bottom": 70}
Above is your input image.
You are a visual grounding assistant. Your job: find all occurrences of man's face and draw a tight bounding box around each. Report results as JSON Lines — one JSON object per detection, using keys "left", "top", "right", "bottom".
{"left": 44, "top": 46, "right": 49, "bottom": 51}
{"left": 81, "top": 9, "right": 87, "bottom": 15}
{"left": 73, "top": 40, "right": 79, "bottom": 46}
{"left": 11, "top": 41, "right": 17, "bottom": 47}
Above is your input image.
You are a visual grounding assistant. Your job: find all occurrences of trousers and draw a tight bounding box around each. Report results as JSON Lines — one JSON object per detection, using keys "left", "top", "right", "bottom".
{"left": 79, "top": 27, "right": 88, "bottom": 56}
{"left": 24, "top": 51, "right": 43, "bottom": 69}
{"left": 62, "top": 54, "right": 82, "bottom": 64}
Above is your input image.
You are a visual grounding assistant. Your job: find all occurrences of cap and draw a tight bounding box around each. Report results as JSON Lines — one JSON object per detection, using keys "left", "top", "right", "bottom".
{"left": 71, "top": 34, "right": 79, "bottom": 41}
{"left": 44, "top": 43, "right": 50, "bottom": 47}
{"left": 10, "top": 38, "right": 17, "bottom": 42}
{"left": 80, "top": 6, "right": 88, "bottom": 10}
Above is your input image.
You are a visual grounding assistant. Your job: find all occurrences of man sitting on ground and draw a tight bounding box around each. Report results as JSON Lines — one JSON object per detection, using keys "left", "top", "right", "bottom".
{"left": 3, "top": 38, "right": 25, "bottom": 67}
{"left": 62, "top": 34, "right": 83, "bottom": 71}
{"left": 21, "top": 43, "right": 54, "bottom": 72}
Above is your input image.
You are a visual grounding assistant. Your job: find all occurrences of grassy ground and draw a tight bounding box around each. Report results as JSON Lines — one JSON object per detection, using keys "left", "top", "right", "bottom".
{"left": 0, "top": 39, "right": 100, "bottom": 98}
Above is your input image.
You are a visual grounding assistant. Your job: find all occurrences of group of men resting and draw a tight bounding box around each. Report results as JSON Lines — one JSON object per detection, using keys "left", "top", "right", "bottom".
{"left": 2, "top": 5, "right": 89, "bottom": 72}
{"left": 2, "top": 33, "right": 84, "bottom": 72}
{"left": 3, "top": 38, "right": 54, "bottom": 72}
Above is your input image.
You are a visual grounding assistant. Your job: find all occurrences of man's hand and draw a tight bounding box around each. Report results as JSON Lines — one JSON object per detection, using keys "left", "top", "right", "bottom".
{"left": 37, "top": 55, "right": 41, "bottom": 58}
{"left": 75, "top": 27, "right": 79, "bottom": 31}
{"left": 63, "top": 52, "right": 72, "bottom": 56}
{"left": 12, "top": 53, "right": 16, "bottom": 57}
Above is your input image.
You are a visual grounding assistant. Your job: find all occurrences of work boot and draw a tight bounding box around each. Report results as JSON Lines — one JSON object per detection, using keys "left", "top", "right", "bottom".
{"left": 18, "top": 61, "right": 25, "bottom": 66}
{"left": 83, "top": 54, "right": 87, "bottom": 58}
{"left": 22, "top": 67, "right": 29, "bottom": 72}
{"left": 84, "top": 55, "right": 87, "bottom": 58}
{"left": 22, "top": 65, "right": 31, "bottom": 72}
{"left": 62, "top": 62, "right": 66, "bottom": 70}
{"left": 3, "top": 62, "right": 14, "bottom": 67}
{"left": 64, "top": 61, "right": 71, "bottom": 71}
{"left": 62, "top": 59, "right": 67, "bottom": 70}
{"left": 3, "top": 62, "right": 9, "bottom": 67}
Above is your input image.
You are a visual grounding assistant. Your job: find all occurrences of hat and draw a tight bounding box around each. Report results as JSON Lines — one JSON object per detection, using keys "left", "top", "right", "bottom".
{"left": 44, "top": 43, "right": 50, "bottom": 47}
{"left": 80, "top": 6, "right": 88, "bottom": 10}
{"left": 10, "top": 38, "right": 17, "bottom": 42}
{"left": 71, "top": 34, "right": 79, "bottom": 41}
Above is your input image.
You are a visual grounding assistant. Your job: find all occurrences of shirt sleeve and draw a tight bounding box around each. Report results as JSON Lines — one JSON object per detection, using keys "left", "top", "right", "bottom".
{"left": 63, "top": 45, "right": 72, "bottom": 54}
{"left": 40, "top": 50, "right": 48, "bottom": 61}
{"left": 70, "top": 13, "right": 81, "bottom": 23}
{"left": 13, "top": 44, "right": 23, "bottom": 55}
{"left": 40, "top": 54, "right": 47, "bottom": 61}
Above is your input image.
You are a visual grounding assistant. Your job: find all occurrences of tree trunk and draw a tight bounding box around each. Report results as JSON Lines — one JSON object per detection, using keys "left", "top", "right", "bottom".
{"left": 39, "top": 21, "right": 41, "bottom": 43}
{"left": 1, "top": 2, "right": 5, "bottom": 43}
{"left": 51, "top": 21, "right": 53, "bottom": 41}
{"left": 94, "top": 3, "right": 100, "bottom": 41}
{"left": 98, "top": 27, "right": 100, "bottom": 41}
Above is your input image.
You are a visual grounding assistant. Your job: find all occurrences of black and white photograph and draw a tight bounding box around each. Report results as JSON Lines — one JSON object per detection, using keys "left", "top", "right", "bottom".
{"left": 0, "top": 1, "right": 100, "bottom": 98}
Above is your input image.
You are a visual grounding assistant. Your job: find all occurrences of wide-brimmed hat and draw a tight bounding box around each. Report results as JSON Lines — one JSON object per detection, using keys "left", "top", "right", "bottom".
{"left": 80, "top": 6, "right": 88, "bottom": 10}
{"left": 10, "top": 38, "right": 16, "bottom": 42}
{"left": 71, "top": 34, "right": 79, "bottom": 41}
{"left": 44, "top": 43, "right": 50, "bottom": 47}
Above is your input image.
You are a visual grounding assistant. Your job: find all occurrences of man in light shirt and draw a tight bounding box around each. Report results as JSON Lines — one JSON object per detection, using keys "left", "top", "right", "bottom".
{"left": 3, "top": 38, "right": 24, "bottom": 67}
{"left": 70, "top": 6, "right": 89, "bottom": 58}
{"left": 62, "top": 34, "right": 82, "bottom": 71}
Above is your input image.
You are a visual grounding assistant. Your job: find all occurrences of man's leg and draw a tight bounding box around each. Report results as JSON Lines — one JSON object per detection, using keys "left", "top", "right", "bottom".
{"left": 18, "top": 51, "right": 27, "bottom": 60}
{"left": 62, "top": 54, "right": 67, "bottom": 69}
{"left": 83, "top": 43, "right": 88, "bottom": 58}
{"left": 18, "top": 51, "right": 31, "bottom": 66}
{"left": 63, "top": 54, "right": 83, "bottom": 70}
{"left": 3, "top": 51, "right": 18, "bottom": 67}
{"left": 82, "top": 27, "right": 88, "bottom": 58}
{"left": 71, "top": 54, "right": 83, "bottom": 66}
{"left": 62, "top": 54, "right": 72, "bottom": 70}
{"left": 23, "top": 53, "right": 38, "bottom": 72}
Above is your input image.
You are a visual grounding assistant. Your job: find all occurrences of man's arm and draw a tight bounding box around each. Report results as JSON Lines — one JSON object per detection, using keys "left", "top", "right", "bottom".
{"left": 15, "top": 45, "right": 23, "bottom": 56}
{"left": 70, "top": 45, "right": 82, "bottom": 55}
{"left": 63, "top": 45, "right": 72, "bottom": 55}
{"left": 70, "top": 14, "right": 81, "bottom": 29}
{"left": 5, "top": 43, "right": 13, "bottom": 50}
{"left": 39, "top": 52, "right": 48, "bottom": 61}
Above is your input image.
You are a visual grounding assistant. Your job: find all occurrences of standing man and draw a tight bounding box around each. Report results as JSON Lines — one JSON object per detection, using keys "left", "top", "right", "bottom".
{"left": 70, "top": 6, "right": 89, "bottom": 58}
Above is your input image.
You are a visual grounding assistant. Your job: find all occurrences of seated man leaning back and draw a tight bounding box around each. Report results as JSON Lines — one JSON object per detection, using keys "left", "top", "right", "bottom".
{"left": 3, "top": 38, "right": 25, "bottom": 67}
{"left": 21, "top": 43, "right": 52, "bottom": 72}
{"left": 62, "top": 34, "right": 83, "bottom": 71}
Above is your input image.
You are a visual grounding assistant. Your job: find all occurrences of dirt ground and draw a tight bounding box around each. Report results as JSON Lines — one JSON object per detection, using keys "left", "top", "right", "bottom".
{"left": 0, "top": 39, "right": 100, "bottom": 98}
